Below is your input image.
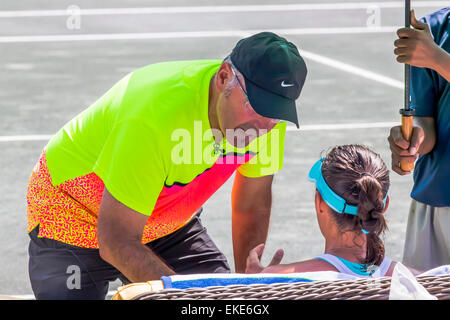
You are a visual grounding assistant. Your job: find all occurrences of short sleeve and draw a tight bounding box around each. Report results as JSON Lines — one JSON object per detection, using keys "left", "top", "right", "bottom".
{"left": 86, "top": 73, "right": 131, "bottom": 115}
{"left": 93, "top": 120, "right": 166, "bottom": 215}
{"left": 237, "top": 121, "right": 287, "bottom": 178}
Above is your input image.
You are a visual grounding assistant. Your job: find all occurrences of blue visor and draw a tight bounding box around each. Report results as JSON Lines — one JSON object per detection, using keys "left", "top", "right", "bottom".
{"left": 308, "top": 158, "right": 387, "bottom": 217}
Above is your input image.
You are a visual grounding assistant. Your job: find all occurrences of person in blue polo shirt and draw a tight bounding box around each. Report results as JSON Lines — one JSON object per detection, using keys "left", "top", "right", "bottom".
{"left": 388, "top": 8, "right": 450, "bottom": 270}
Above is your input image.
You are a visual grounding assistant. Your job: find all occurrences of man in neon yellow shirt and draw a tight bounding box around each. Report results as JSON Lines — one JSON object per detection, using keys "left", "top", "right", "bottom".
{"left": 26, "top": 32, "right": 308, "bottom": 299}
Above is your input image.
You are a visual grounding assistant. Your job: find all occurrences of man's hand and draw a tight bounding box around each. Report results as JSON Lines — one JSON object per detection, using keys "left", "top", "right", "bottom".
{"left": 97, "top": 188, "right": 175, "bottom": 282}
{"left": 245, "top": 243, "right": 284, "bottom": 274}
{"left": 388, "top": 117, "right": 436, "bottom": 175}
{"left": 394, "top": 10, "right": 440, "bottom": 69}
{"left": 387, "top": 125, "right": 424, "bottom": 175}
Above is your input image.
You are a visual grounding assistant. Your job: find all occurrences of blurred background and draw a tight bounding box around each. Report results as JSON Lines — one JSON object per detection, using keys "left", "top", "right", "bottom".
{"left": 0, "top": 0, "right": 447, "bottom": 298}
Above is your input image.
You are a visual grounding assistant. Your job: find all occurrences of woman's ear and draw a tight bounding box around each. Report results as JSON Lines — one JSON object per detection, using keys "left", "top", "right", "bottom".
{"left": 314, "top": 190, "right": 321, "bottom": 213}
{"left": 314, "top": 190, "right": 328, "bottom": 214}
{"left": 315, "top": 190, "right": 331, "bottom": 237}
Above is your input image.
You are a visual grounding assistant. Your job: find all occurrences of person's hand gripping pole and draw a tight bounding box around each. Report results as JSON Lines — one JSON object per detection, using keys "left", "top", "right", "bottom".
{"left": 399, "top": 0, "right": 415, "bottom": 172}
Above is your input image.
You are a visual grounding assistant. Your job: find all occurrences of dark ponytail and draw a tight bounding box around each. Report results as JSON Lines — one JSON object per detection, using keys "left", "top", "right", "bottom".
{"left": 356, "top": 174, "right": 388, "bottom": 266}
{"left": 321, "top": 145, "right": 390, "bottom": 267}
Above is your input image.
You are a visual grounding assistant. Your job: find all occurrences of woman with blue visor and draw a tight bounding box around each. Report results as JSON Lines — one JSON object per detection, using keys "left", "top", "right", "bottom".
{"left": 245, "top": 144, "right": 423, "bottom": 277}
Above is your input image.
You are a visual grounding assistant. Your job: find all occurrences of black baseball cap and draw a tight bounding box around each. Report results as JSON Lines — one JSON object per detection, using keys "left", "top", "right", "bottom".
{"left": 230, "top": 32, "right": 307, "bottom": 128}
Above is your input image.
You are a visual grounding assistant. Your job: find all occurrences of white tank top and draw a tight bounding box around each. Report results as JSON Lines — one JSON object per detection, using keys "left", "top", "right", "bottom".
{"left": 315, "top": 253, "right": 393, "bottom": 278}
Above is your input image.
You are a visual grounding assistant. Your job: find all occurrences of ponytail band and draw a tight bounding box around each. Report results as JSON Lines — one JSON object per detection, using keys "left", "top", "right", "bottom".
{"left": 308, "top": 158, "right": 388, "bottom": 217}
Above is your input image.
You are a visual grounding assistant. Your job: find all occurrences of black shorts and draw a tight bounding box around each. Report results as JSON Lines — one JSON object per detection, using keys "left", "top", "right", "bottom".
{"left": 28, "top": 208, "right": 230, "bottom": 300}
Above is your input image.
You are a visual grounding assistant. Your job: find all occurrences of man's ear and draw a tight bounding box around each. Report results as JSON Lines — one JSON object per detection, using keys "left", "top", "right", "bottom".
{"left": 215, "top": 62, "right": 232, "bottom": 92}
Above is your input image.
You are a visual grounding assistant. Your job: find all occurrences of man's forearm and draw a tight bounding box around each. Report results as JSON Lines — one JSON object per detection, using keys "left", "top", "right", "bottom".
{"left": 430, "top": 47, "right": 450, "bottom": 82}
{"left": 232, "top": 208, "right": 271, "bottom": 273}
{"left": 102, "top": 241, "right": 176, "bottom": 283}
{"left": 231, "top": 172, "right": 274, "bottom": 273}
{"left": 413, "top": 117, "right": 436, "bottom": 155}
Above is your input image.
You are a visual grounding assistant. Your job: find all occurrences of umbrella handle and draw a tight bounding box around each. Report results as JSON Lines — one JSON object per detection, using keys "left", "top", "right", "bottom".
{"left": 401, "top": 115, "right": 415, "bottom": 172}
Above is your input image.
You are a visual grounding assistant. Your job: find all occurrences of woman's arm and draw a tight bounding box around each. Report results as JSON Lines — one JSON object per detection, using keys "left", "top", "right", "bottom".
{"left": 245, "top": 244, "right": 338, "bottom": 274}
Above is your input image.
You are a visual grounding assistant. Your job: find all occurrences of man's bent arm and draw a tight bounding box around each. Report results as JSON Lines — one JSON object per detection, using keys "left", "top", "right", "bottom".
{"left": 430, "top": 46, "right": 450, "bottom": 82}
{"left": 231, "top": 171, "right": 274, "bottom": 273}
{"left": 97, "top": 188, "right": 176, "bottom": 283}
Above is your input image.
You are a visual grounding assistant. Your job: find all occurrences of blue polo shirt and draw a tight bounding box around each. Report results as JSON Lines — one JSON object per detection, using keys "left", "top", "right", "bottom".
{"left": 411, "top": 7, "right": 450, "bottom": 207}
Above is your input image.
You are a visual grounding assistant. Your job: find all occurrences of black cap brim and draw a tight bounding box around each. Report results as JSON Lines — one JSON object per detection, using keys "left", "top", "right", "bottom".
{"left": 244, "top": 77, "right": 299, "bottom": 128}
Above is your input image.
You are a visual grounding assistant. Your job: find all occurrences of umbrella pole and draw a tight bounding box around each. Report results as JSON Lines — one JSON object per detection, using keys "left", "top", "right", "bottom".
{"left": 400, "top": 0, "right": 415, "bottom": 172}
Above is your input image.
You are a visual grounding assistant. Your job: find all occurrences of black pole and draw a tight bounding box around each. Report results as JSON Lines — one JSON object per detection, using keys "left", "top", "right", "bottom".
{"left": 404, "top": 0, "right": 411, "bottom": 111}
{"left": 399, "top": 0, "right": 415, "bottom": 172}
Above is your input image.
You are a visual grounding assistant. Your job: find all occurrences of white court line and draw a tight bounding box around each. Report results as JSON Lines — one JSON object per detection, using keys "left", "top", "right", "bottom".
{"left": 300, "top": 50, "right": 404, "bottom": 89}
{"left": 0, "top": 1, "right": 448, "bottom": 17}
{"left": 0, "top": 26, "right": 403, "bottom": 90}
{"left": 0, "top": 26, "right": 400, "bottom": 43}
{"left": 0, "top": 123, "right": 397, "bottom": 142}
{"left": 290, "top": 122, "right": 398, "bottom": 131}
{"left": 0, "top": 134, "right": 53, "bottom": 142}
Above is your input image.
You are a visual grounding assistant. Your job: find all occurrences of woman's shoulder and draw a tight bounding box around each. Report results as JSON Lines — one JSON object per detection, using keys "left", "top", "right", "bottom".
{"left": 290, "top": 258, "right": 340, "bottom": 273}
{"left": 262, "top": 258, "right": 339, "bottom": 274}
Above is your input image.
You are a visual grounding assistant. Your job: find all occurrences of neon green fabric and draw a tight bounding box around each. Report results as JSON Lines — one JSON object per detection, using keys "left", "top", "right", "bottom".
{"left": 45, "top": 60, "right": 286, "bottom": 217}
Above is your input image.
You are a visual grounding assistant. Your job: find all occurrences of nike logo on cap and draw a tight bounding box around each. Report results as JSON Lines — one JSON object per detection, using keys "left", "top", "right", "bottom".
{"left": 281, "top": 80, "right": 294, "bottom": 87}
